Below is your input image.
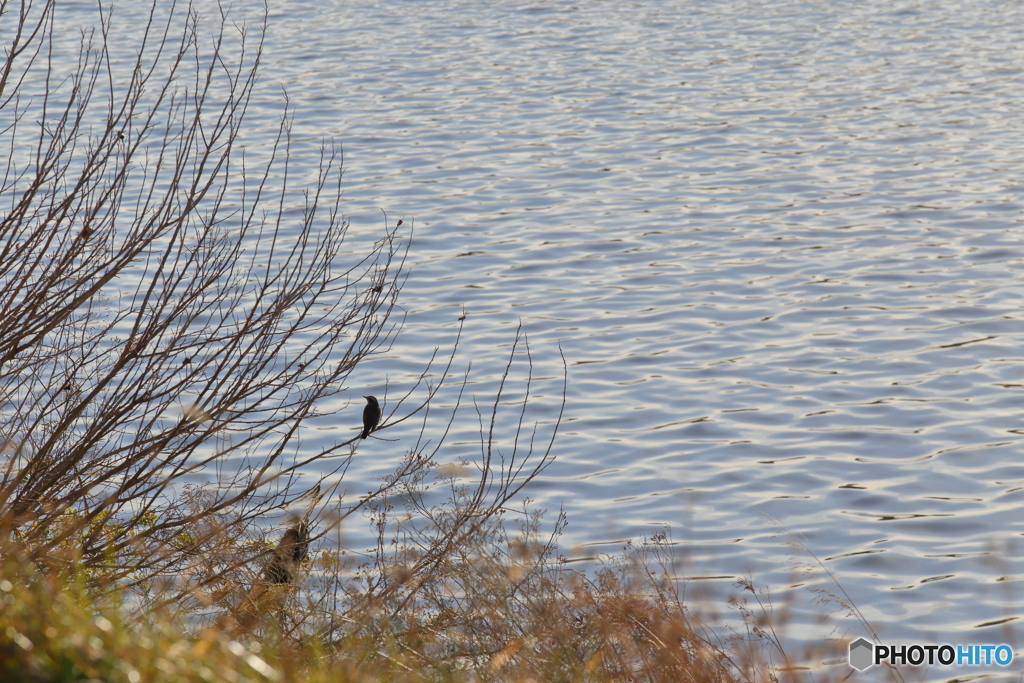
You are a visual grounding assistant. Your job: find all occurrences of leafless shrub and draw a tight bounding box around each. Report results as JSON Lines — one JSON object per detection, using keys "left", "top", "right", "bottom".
{"left": 251, "top": 333, "right": 741, "bottom": 682}
{"left": 0, "top": 0, "right": 432, "bottom": 588}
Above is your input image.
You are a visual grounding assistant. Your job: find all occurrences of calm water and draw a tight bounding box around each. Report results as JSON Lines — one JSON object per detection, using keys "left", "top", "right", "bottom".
{"left": 50, "top": 0, "right": 1024, "bottom": 677}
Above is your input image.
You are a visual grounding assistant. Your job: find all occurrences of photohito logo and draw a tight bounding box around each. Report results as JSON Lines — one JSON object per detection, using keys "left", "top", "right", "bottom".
{"left": 848, "top": 638, "right": 1013, "bottom": 671}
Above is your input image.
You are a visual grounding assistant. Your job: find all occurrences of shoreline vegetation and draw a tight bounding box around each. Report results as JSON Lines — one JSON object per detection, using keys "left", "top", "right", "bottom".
{"left": 2, "top": 2, "right": 870, "bottom": 681}
{"left": 1, "top": 515, "right": 849, "bottom": 683}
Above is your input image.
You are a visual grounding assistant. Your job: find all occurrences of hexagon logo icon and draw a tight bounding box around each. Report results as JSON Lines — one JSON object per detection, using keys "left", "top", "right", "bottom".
{"left": 849, "top": 638, "right": 874, "bottom": 670}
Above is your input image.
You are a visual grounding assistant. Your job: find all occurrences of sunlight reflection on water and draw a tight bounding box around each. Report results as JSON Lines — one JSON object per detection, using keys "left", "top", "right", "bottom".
{"left": 50, "top": 0, "right": 1024, "bottom": 668}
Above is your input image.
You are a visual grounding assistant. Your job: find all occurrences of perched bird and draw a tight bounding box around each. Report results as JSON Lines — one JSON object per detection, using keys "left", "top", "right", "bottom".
{"left": 262, "top": 520, "right": 310, "bottom": 584}
{"left": 232, "top": 486, "right": 322, "bottom": 632}
{"left": 360, "top": 395, "right": 381, "bottom": 439}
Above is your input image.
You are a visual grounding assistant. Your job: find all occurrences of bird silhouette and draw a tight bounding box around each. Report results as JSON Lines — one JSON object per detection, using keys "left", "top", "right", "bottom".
{"left": 360, "top": 395, "right": 381, "bottom": 439}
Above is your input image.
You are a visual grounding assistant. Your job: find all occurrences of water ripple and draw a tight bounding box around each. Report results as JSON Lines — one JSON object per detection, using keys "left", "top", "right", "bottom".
{"left": 52, "top": 0, "right": 1024, "bottom": 663}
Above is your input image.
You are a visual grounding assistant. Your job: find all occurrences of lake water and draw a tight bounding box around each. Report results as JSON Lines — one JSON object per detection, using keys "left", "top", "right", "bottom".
{"left": 44, "top": 0, "right": 1024, "bottom": 678}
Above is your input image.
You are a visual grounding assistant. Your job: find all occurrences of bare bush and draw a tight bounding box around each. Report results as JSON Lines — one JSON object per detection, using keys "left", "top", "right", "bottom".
{"left": 0, "top": 0, "right": 420, "bottom": 584}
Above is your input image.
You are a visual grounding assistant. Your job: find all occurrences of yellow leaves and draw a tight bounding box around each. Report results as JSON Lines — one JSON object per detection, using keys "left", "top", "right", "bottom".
{"left": 488, "top": 636, "right": 537, "bottom": 672}
{"left": 434, "top": 462, "right": 469, "bottom": 478}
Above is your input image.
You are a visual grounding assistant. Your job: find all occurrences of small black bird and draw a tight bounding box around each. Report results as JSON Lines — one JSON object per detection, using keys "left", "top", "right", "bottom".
{"left": 360, "top": 395, "right": 381, "bottom": 439}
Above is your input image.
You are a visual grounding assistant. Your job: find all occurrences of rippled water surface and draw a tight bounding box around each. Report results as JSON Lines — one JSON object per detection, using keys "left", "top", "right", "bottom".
{"left": 59, "top": 0, "right": 1024, "bottom": 675}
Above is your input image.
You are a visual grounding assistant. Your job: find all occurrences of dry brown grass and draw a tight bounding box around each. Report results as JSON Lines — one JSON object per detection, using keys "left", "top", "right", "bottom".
{"left": 0, "top": 508, "right": 792, "bottom": 683}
